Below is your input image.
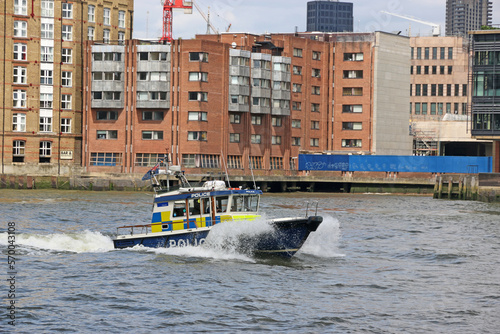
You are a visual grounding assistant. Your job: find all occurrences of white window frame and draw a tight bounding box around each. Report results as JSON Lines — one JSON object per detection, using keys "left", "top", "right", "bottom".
{"left": 61, "top": 118, "right": 71, "bottom": 134}
{"left": 88, "top": 26, "right": 95, "bottom": 41}
{"left": 40, "top": 93, "right": 53, "bottom": 108}
{"left": 187, "top": 131, "right": 207, "bottom": 141}
{"left": 39, "top": 116, "right": 52, "bottom": 132}
{"left": 39, "top": 141, "right": 52, "bottom": 157}
{"left": 13, "top": 43, "right": 27, "bottom": 61}
{"left": 118, "top": 31, "right": 125, "bottom": 45}
{"left": 61, "top": 94, "right": 72, "bottom": 109}
{"left": 14, "top": 0, "right": 27, "bottom": 15}
{"left": 40, "top": 69, "right": 53, "bottom": 85}
{"left": 97, "top": 130, "right": 118, "bottom": 139}
{"left": 62, "top": 25, "right": 72, "bottom": 41}
{"left": 41, "top": 0, "right": 54, "bottom": 17}
{"left": 103, "top": 29, "right": 110, "bottom": 44}
{"left": 103, "top": 8, "right": 111, "bottom": 26}
{"left": 88, "top": 5, "right": 95, "bottom": 22}
{"left": 142, "top": 131, "right": 164, "bottom": 140}
{"left": 62, "top": 3, "right": 73, "bottom": 19}
{"left": 62, "top": 48, "right": 72, "bottom": 64}
{"left": 62, "top": 71, "right": 72, "bottom": 87}
{"left": 118, "top": 10, "right": 126, "bottom": 28}
{"left": 13, "top": 66, "right": 27, "bottom": 84}
{"left": 14, "top": 21, "right": 27, "bottom": 37}
{"left": 13, "top": 140, "right": 26, "bottom": 157}
{"left": 251, "top": 134, "right": 261, "bottom": 144}
{"left": 13, "top": 90, "right": 27, "bottom": 108}
{"left": 41, "top": 46, "right": 54, "bottom": 62}
{"left": 12, "top": 113, "right": 26, "bottom": 132}
{"left": 41, "top": 23, "right": 54, "bottom": 39}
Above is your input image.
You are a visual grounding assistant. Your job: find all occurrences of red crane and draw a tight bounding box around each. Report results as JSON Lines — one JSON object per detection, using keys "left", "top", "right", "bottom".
{"left": 161, "top": 0, "right": 193, "bottom": 44}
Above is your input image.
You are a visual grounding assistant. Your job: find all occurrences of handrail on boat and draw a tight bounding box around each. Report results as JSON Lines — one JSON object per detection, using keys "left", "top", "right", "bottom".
{"left": 116, "top": 221, "right": 175, "bottom": 236}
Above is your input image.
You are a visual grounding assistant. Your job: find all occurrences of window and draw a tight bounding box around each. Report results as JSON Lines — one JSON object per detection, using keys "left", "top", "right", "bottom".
{"left": 311, "top": 103, "right": 320, "bottom": 112}
{"left": 39, "top": 141, "right": 52, "bottom": 163}
{"left": 272, "top": 117, "right": 282, "bottom": 127}
{"left": 229, "top": 133, "right": 240, "bottom": 143}
{"left": 416, "top": 66, "right": 421, "bottom": 75}
{"left": 342, "top": 87, "right": 363, "bottom": 96}
{"left": 13, "top": 140, "right": 25, "bottom": 162}
{"left": 251, "top": 115, "right": 262, "bottom": 125}
{"left": 448, "top": 66, "right": 453, "bottom": 75}
{"left": 251, "top": 134, "right": 261, "bottom": 144}
{"left": 142, "top": 131, "right": 163, "bottom": 140}
{"left": 431, "top": 103, "right": 436, "bottom": 115}
{"left": 422, "top": 103, "right": 428, "bottom": 115}
{"left": 292, "top": 119, "right": 301, "bottom": 128}
{"left": 62, "top": 3, "right": 72, "bottom": 19}
{"left": 293, "top": 48, "right": 303, "bottom": 57}
{"left": 414, "top": 103, "right": 421, "bottom": 115}
{"left": 187, "top": 111, "right": 207, "bottom": 121}
{"left": 422, "top": 84, "right": 428, "bottom": 96}
{"left": 416, "top": 47, "right": 421, "bottom": 59}
{"left": 189, "top": 72, "right": 208, "bottom": 82}
{"left": 432, "top": 47, "right": 437, "bottom": 59}
{"left": 312, "top": 86, "right": 320, "bottom": 95}
{"left": 88, "top": 26, "right": 95, "bottom": 40}
{"left": 13, "top": 66, "right": 27, "bottom": 84}
{"left": 41, "top": 23, "right": 54, "bottom": 39}
{"left": 96, "top": 110, "right": 118, "bottom": 120}
{"left": 292, "top": 83, "right": 302, "bottom": 93}
{"left": 448, "top": 47, "right": 453, "bottom": 59}
{"left": 447, "top": 84, "right": 452, "bottom": 97}
{"left": 62, "top": 25, "right": 72, "bottom": 41}
{"left": 455, "top": 84, "right": 459, "bottom": 97}
{"left": 142, "top": 111, "right": 164, "bottom": 121}
{"left": 343, "top": 70, "right": 363, "bottom": 79}
{"left": 312, "top": 51, "right": 321, "bottom": 60}
{"left": 148, "top": 92, "right": 167, "bottom": 101}
{"left": 14, "top": 0, "right": 27, "bottom": 15}
{"left": 61, "top": 94, "right": 72, "bottom": 109}
{"left": 424, "top": 66, "right": 429, "bottom": 75}
{"left": 440, "top": 47, "right": 445, "bottom": 59}
{"left": 62, "top": 48, "right": 72, "bottom": 64}
{"left": 39, "top": 116, "right": 52, "bottom": 132}
{"left": 312, "top": 69, "right": 321, "bottom": 78}
{"left": 424, "top": 47, "right": 429, "bottom": 59}
{"left": 40, "top": 69, "right": 53, "bottom": 85}
{"left": 249, "top": 156, "right": 263, "bottom": 169}
{"left": 103, "top": 29, "right": 110, "bottom": 44}
{"left": 62, "top": 71, "right": 72, "bottom": 87}
{"left": 61, "top": 118, "right": 71, "bottom": 133}
{"left": 118, "top": 10, "right": 126, "bottom": 28}
{"left": 341, "top": 139, "right": 362, "bottom": 147}
{"left": 344, "top": 52, "right": 363, "bottom": 61}
{"left": 342, "top": 122, "right": 362, "bottom": 130}
{"left": 270, "top": 156, "right": 283, "bottom": 170}
{"left": 97, "top": 130, "right": 118, "bottom": 139}
{"left": 14, "top": 43, "right": 27, "bottom": 61}
{"left": 188, "top": 131, "right": 207, "bottom": 141}
{"left": 12, "top": 113, "right": 26, "bottom": 132}
{"left": 462, "top": 84, "right": 467, "bottom": 97}
{"left": 88, "top": 5, "right": 95, "bottom": 22}
{"left": 13, "top": 90, "right": 26, "bottom": 108}
{"left": 188, "top": 92, "right": 208, "bottom": 102}
{"left": 182, "top": 154, "right": 219, "bottom": 168}
{"left": 135, "top": 153, "right": 164, "bottom": 167}
{"left": 103, "top": 8, "right": 111, "bottom": 25}
{"left": 292, "top": 137, "right": 301, "bottom": 146}
{"left": 118, "top": 32, "right": 125, "bottom": 45}
{"left": 227, "top": 156, "right": 242, "bottom": 169}
{"left": 292, "top": 101, "right": 301, "bottom": 110}
{"left": 293, "top": 66, "right": 302, "bottom": 75}
{"left": 229, "top": 113, "right": 240, "bottom": 124}
{"left": 14, "top": 21, "right": 27, "bottom": 37}
{"left": 311, "top": 121, "right": 320, "bottom": 130}
{"left": 90, "top": 153, "right": 123, "bottom": 166}
{"left": 40, "top": 93, "right": 53, "bottom": 108}
{"left": 431, "top": 84, "right": 436, "bottom": 96}
{"left": 271, "top": 136, "right": 281, "bottom": 145}
{"left": 233, "top": 76, "right": 250, "bottom": 86}
{"left": 41, "top": 46, "right": 53, "bottom": 62}
{"left": 432, "top": 66, "right": 437, "bottom": 75}
{"left": 438, "top": 84, "right": 444, "bottom": 96}
{"left": 310, "top": 138, "right": 319, "bottom": 147}
{"left": 342, "top": 105, "right": 362, "bottom": 113}
{"left": 189, "top": 52, "right": 208, "bottom": 62}
{"left": 446, "top": 103, "right": 451, "bottom": 114}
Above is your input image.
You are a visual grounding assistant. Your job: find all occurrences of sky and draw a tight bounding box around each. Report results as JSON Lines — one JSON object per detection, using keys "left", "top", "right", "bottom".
{"left": 132, "top": 0, "right": 500, "bottom": 41}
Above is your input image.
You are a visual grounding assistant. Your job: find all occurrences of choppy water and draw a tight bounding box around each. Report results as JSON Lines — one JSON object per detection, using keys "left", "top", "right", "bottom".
{"left": 1, "top": 189, "right": 500, "bottom": 333}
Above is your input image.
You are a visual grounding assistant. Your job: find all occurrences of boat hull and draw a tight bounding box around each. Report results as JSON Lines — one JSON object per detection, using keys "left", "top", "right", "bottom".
{"left": 113, "top": 216, "right": 322, "bottom": 258}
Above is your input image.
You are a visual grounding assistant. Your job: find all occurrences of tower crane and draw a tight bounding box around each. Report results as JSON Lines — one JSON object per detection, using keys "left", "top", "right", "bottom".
{"left": 192, "top": 1, "right": 219, "bottom": 34}
{"left": 160, "top": 0, "right": 193, "bottom": 44}
{"left": 380, "top": 11, "right": 441, "bottom": 36}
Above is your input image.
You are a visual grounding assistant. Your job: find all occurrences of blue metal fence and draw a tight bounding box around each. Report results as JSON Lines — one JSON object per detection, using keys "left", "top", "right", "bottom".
{"left": 298, "top": 155, "right": 493, "bottom": 173}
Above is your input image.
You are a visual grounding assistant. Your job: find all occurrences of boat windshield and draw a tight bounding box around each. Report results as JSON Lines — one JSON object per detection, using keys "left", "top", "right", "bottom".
{"left": 231, "top": 195, "right": 259, "bottom": 212}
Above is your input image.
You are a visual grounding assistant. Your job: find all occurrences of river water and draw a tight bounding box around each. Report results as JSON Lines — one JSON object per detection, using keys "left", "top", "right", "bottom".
{"left": 1, "top": 189, "right": 499, "bottom": 333}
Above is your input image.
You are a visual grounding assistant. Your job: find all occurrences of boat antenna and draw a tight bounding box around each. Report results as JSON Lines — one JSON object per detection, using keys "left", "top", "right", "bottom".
{"left": 165, "top": 148, "right": 170, "bottom": 191}
{"left": 220, "top": 149, "right": 231, "bottom": 188}
{"left": 248, "top": 154, "right": 257, "bottom": 190}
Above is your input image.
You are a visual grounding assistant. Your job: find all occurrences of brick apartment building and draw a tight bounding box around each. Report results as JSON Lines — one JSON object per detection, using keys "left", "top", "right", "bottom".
{"left": 82, "top": 31, "right": 412, "bottom": 176}
{"left": 0, "top": 0, "right": 133, "bottom": 175}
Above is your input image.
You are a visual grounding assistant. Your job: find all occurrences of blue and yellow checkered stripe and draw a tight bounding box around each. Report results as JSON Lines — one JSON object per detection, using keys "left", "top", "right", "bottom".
{"left": 151, "top": 213, "right": 260, "bottom": 233}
